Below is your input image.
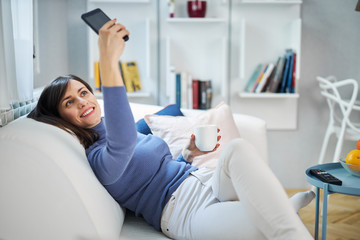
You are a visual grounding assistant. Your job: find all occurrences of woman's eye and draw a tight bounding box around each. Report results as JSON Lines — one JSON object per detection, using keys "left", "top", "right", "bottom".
{"left": 81, "top": 91, "right": 87, "bottom": 96}
{"left": 65, "top": 100, "right": 73, "bottom": 107}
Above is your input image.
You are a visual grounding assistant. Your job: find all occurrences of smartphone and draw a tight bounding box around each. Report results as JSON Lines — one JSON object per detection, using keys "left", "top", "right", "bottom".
{"left": 81, "top": 8, "right": 129, "bottom": 41}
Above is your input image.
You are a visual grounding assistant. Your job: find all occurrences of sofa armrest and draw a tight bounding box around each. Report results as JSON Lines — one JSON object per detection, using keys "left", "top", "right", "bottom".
{"left": 0, "top": 118, "right": 125, "bottom": 240}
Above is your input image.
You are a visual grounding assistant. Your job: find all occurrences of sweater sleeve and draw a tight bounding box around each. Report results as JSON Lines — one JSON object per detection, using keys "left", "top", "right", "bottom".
{"left": 176, "top": 153, "right": 192, "bottom": 165}
{"left": 92, "top": 86, "right": 138, "bottom": 185}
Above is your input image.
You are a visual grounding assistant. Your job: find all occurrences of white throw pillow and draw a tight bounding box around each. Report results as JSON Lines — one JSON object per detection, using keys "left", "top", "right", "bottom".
{"left": 144, "top": 102, "right": 241, "bottom": 169}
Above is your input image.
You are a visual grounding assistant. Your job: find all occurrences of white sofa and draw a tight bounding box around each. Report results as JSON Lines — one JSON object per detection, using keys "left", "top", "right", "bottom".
{"left": 0, "top": 102, "right": 268, "bottom": 240}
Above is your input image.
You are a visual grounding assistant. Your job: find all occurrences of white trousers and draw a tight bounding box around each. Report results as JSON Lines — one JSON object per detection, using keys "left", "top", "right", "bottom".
{"left": 161, "top": 139, "right": 313, "bottom": 240}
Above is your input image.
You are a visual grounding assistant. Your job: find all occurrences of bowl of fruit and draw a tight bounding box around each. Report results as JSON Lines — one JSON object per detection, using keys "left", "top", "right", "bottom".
{"left": 341, "top": 144, "right": 360, "bottom": 177}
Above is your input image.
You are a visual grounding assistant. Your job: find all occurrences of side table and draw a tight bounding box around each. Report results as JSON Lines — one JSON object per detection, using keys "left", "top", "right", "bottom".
{"left": 305, "top": 162, "right": 360, "bottom": 240}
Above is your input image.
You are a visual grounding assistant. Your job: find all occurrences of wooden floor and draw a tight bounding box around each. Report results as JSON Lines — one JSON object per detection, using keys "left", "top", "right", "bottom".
{"left": 286, "top": 189, "right": 360, "bottom": 240}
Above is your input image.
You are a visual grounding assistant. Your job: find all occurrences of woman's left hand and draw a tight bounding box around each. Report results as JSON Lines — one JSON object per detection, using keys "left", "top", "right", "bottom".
{"left": 182, "top": 129, "right": 221, "bottom": 163}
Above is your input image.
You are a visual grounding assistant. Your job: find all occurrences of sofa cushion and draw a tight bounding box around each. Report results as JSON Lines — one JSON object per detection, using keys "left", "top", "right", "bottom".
{"left": 136, "top": 104, "right": 184, "bottom": 135}
{"left": 144, "top": 102, "right": 241, "bottom": 169}
{"left": 0, "top": 118, "right": 125, "bottom": 240}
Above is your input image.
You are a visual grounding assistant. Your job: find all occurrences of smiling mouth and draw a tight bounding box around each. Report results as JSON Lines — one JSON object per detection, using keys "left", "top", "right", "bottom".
{"left": 81, "top": 107, "right": 94, "bottom": 117}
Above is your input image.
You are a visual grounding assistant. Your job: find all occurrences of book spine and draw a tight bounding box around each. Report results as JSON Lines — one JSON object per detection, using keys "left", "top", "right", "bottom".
{"left": 176, "top": 73, "right": 181, "bottom": 107}
{"left": 167, "top": 66, "right": 176, "bottom": 103}
{"left": 180, "top": 72, "right": 188, "bottom": 109}
{"left": 255, "top": 63, "right": 274, "bottom": 93}
{"left": 244, "top": 64, "right": 263, "bottom": 93}
{"left": 192, "top": 79, "right": 199, "bottom": 109}
{"left": 199, "top": 81, "right": 207, "bottom": 109}
{"left": 94, "top": 61, "right": 101, "bottom": 92}
{"left": 199, "top": 80, "right": 212, "bottom": 109}
{"left": 251, "top": 64, "right": 267, "bottom": 93}
{"left": 263, "top": 58, "right": 279, "bottom": 93}
{"left": 187, "top": 74, "right": 193, "bottom": 109}
{"left": 205, "top": 81, "right": 212, "bottom": 109}
{"left": 120, "top": 62, "right": 134, "bottom": 92}
{"left": 291, "top": 52, "right": 297, "bottom": 93}
{"left": 130, "top": 61, "right": 142, "bottom": 91}
{"left": 279, "top": 51, "right": 291, "bottom": 93}
{"left": 268, "top": 56, "right": 285, "bottom": 93}
{"left": 120, "top": 61, "right": 142, "bottom": 92}
{"left": 285, "top": 50, "right": 294, "bottom": 93}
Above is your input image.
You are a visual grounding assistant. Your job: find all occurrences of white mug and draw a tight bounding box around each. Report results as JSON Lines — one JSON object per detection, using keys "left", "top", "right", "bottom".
{"left": 194, "top": 125, "right": 217, "bottom": 151}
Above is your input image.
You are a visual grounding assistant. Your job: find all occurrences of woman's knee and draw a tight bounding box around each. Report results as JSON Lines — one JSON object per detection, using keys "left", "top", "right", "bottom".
{"left": 226, "top": 138, "right": 248, "bottom": 150}
{"left": 223, "top": 138, "right": 255, "bottom": 157}
{"left": 221, "top": 138, "right": 262, "bottom": 166}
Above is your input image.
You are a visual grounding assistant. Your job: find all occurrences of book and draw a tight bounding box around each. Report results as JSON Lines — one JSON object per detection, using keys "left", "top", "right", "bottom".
{"left": 244, "top": 64, "right": 263, "bottom": 93}
{"left": 262, "top": 59, "right": 278, "bottom": 92}
{"left": 199, "top": 81, "right": 206, "bottom": 109}
{"left": 120, "top": 61, "right": 142, "bottom": 92}
{"left": 180, "top": 71, "right": 188, "bottom": 109}
{"left": 279, "top": 50, "right": 292, "bottom": 93}
{"left": 268, "top": 56, "right": 286, "bottom": 93}
{"left": 192, "top": 79, "right": 199, "bottom": 109}
{"left": 94, "top": 61, "right": 101, "bottom": 92}
{"left": 167, "top": 66, "right": 176, "bottom": 104}
{"left": 187, "top": 74, "right": 193, "bottom": 109}
{"left": 251, "top": 64, "right": 267, "bottom": 92}
{"left": 291, "top": 52, "right": 297, "bottom": 93}
{"left": 285, "top": 50, "right": 294, "bottom": 93}
{"left": 119, "top": 61, "right": 130, "bottom": 92}
{"left": 119, "top": 61, "right": 132, "bottom": 92}
{"left": 199, "top": 80, "right": 212, "bottom": 109}
{"left": 175, "top": 73, "right": 181, "bottom": 107}
{"left": 255, "top": 63, "right": 275, "bottom": 93}
{"left": 205, "top": 81, "right": 212, "bottom": 109}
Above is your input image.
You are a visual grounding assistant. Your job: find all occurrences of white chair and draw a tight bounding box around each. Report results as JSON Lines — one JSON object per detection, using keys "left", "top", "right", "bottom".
{"left": 317, "top": 76, "right": 360, "bottom": 164}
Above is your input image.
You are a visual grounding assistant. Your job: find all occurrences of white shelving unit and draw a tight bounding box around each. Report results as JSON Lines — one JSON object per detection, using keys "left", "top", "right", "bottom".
{"left": 85, "top": 0, "right": 302, "bottom": 129}
{"left": 163, "top": 21, "right": 229, "bottom": 106}
{"left": 166, "top": 18, "right": 227, "bottom": 23}
{"left": 88, "top": 0, "right": 150, "bottom": 3}
{"left": 241, "top": 0, "right": 302, "bottom": 4}
{"left": 230, "top": 1, "right": 302, "bottom": 130}
{"left": 86, "top": 0, "right": 157, "bottom": 104}
{"left": 159, "top": 0, "right": 230, "bottom": 108}
{"left": 239, "top": 93, "right": 299, "bottom": 98}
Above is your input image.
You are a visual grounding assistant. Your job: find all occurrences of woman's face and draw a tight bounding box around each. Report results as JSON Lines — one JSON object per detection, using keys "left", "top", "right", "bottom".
{"left": 58, "top": 79, "right": 101, "bottom": 128}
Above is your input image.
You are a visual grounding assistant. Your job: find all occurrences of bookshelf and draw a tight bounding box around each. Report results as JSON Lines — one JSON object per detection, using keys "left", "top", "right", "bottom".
{"left": 230, "top": 1, "right": 302, "bottom": 129}
{"left": 166, "top": 18, "right": 227, "bottom": 23}
{"left": 159, "top": 0, "right": 230, "bottom": 108}
{"left": 241, "top": 0, "right": 302, "bottom": 4}
{"left": 88, "top": 0, "right": 150, "bottom": 3}
{"left": 85, "top": 0, "right": 302, "bottom": 129}
{"left": 86, "top": 0, "right": 158, "bottom": 104}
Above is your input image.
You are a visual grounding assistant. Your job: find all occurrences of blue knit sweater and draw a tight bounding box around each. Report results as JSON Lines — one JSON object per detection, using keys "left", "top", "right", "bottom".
{"left": 85, "top": 86, "right": 197, "bottom": 231}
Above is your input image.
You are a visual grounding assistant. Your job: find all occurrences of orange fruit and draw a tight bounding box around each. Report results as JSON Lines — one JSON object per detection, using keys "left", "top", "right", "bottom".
{"left": 345, "top": 149, "right": 360, "bottom": 172}
{"left": 357, "top": 139, "right": 360, "bottom": 150}
{"left": 346, "top": 150, "right": 360, "bottom": 165}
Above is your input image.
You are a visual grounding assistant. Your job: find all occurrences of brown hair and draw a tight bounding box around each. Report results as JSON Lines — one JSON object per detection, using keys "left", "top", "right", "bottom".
{"left": 28, "top": 74, "right": 99, "bottom": 148}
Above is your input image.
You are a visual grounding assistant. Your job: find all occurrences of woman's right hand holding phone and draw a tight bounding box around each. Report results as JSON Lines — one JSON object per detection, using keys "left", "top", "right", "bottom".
{"left": 98, "top": 19, "right": 129, "bottom": 87}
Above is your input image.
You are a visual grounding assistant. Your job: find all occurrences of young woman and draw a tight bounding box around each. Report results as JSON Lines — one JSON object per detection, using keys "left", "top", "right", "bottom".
{"left": 28, "top": 19, "right": 314, "bottom": 239}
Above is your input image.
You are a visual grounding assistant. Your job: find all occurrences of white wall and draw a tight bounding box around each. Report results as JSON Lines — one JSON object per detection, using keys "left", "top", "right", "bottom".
{"left": 269, "top": 0, "right": 360, "bottom": 188}
{"left": 34, "top": 0, "right": 87, "bottom": 88}
{"left": 34, "top": 0, "right": 68, "bottom": 87}
{"left": 34, "top": 0, "right": 360, "bottom": 188}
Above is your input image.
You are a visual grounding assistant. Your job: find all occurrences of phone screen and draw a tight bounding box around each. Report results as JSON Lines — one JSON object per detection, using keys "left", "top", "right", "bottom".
{"left": 81, "top": 8, "right": 129, "bottom": 41}
{"left": 81, "top": 8, "right": 111, "bottom": 34}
